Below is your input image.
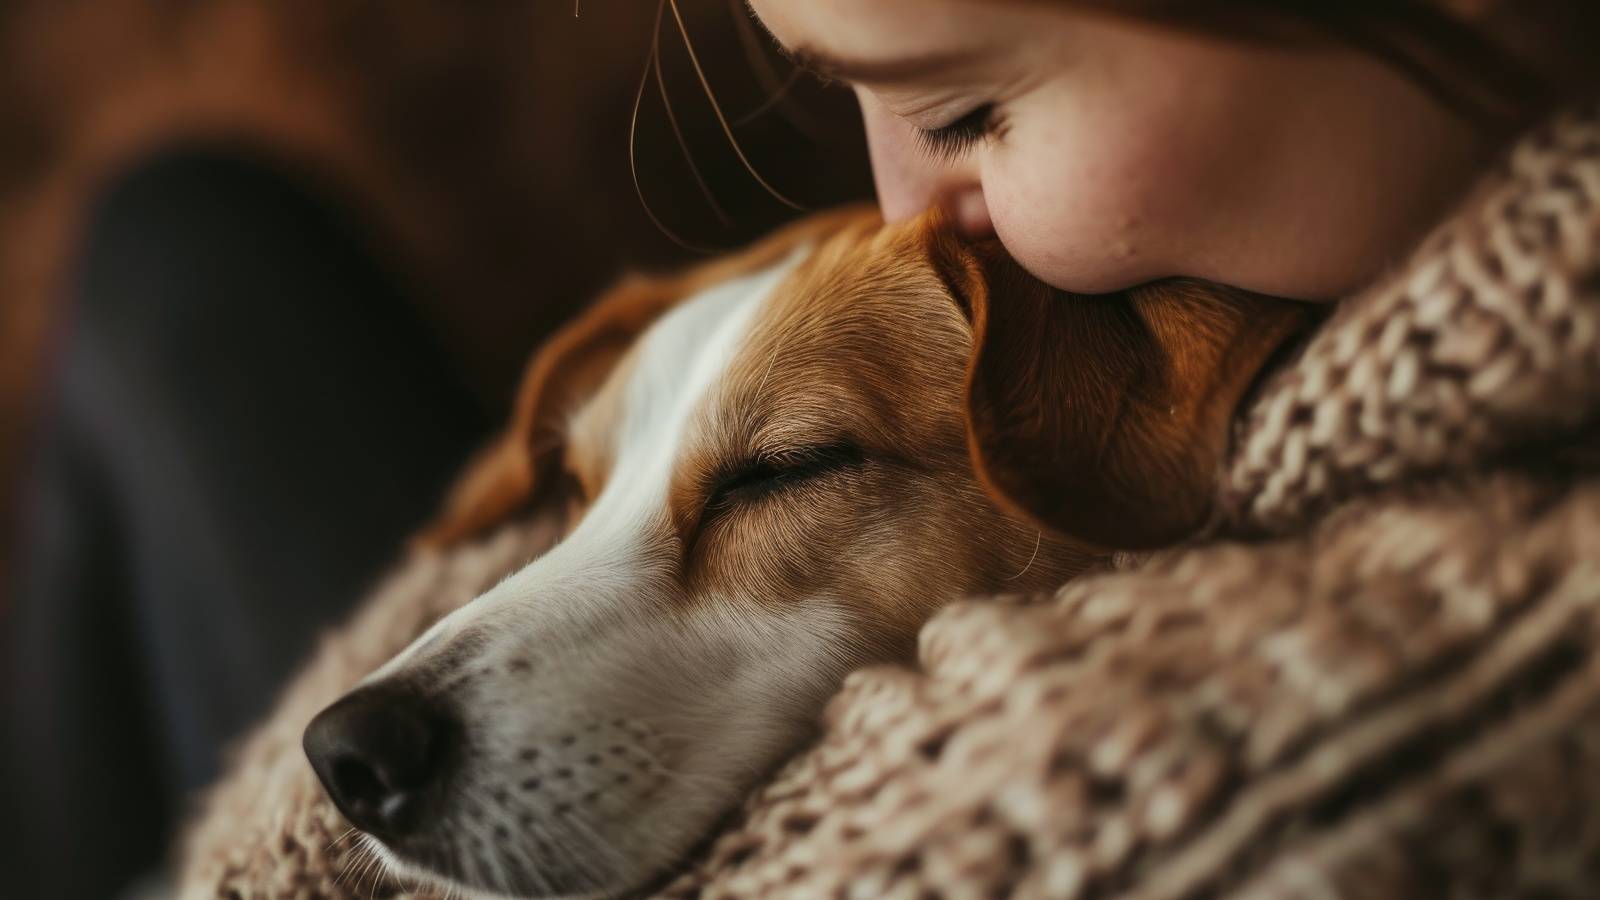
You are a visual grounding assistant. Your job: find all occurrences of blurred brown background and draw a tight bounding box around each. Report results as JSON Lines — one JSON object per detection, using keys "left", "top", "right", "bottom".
{"left": 0, "top": 0, "right": 873, "bottom": 605}
{"left": 0, "top": 2, "right": 870, "bottom": 896}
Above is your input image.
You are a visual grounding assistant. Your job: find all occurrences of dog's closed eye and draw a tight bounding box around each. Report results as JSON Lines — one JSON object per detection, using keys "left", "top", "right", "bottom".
{"left": 703, "top": 442, "right": 866, "bottom": 520}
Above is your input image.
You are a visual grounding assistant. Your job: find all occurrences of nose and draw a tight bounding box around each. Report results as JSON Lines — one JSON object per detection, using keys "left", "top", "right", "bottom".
{"left": 856, "top": 88, "right": 992, "bottom": 237}
{"left": 303, "top": 684, "right": 455, "bottom": 840}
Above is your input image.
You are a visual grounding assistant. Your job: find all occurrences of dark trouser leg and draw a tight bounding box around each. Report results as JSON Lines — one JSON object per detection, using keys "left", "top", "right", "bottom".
{"left": 2, "top": 145, "right": 490, "bottom": 899}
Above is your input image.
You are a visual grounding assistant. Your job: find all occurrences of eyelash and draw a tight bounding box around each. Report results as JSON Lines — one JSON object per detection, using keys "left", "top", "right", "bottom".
{"left": 915, "top": 104, "right": 998, "bottom": 162}
{"left": 702, "top": 443, "right": 865, "bottom": 519}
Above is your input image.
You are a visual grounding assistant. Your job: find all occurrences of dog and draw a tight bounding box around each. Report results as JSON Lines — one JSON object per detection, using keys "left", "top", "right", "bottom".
{"left": 302, "top": 206, "right": 1308, "bottom": 898}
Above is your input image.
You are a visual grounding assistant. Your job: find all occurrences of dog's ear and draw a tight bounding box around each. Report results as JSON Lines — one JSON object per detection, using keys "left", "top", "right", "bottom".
{"left": 928, "top": 228, "right": 1314, "bottom": 550}
{"left": 415, "top": 278, "right": 678, "bottom": 548}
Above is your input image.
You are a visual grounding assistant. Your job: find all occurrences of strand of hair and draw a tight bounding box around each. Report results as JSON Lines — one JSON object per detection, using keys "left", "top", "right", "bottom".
{"left": 726, "top": 0, "right": 828, "bottom": 137}
{"left": 666, "top": 0, "right": 806, "bottom": 210}
{"left": 630, "top": 0, "right": 728, "bottom": 254}
{"left": 654, "top": 17, "right": 734, "bottom": 226}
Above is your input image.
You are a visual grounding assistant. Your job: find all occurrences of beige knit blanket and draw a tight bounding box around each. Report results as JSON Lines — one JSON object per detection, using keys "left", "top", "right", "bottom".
{"left": 179, "top": 104, "right": 1600, "bottom": 898}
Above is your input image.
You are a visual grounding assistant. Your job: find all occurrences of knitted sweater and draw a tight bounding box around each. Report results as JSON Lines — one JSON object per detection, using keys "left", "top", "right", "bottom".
{"left": 179, "top": 104, "right": 1600, "bottom": 899}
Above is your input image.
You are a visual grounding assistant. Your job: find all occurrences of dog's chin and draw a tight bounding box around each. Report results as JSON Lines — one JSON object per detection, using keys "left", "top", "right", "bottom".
{"left": 368, "top": 833, "right": 625, "bottom": 900}
{"left": 355, "top": 785, "right": 721, "bottom": 900}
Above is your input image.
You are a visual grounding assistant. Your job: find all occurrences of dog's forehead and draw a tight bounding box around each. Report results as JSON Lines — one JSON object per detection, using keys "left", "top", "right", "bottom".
{"left": 703, "top": 227, "right": 973, "bottom": 457}
{"left": 570, "top": 247, "right": 811, "bottom": 480}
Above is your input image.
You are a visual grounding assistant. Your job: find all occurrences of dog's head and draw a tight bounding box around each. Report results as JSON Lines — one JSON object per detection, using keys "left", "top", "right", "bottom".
{"left": 303, "top": 207, "right": 1309, "bottom": 897}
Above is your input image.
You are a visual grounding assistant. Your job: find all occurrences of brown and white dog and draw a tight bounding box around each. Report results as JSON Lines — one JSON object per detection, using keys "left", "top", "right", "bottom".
{"left": 302, "top": 206, "right": 1308, "bottom": 898}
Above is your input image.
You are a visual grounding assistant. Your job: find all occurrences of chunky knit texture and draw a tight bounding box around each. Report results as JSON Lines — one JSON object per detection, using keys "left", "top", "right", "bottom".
{"left": 179, "top": 104, "right": 1600, "bottom": 899}
{"left": 178, "top": 518, "right": 564, "bottom": 899}
{"left": 1220, "top": 106, "right": 1600, "bottom": 533}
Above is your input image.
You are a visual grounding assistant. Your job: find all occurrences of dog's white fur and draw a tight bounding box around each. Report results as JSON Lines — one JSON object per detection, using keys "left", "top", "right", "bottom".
{"left": 361, "top": 250, "right": 866, "bottom": 897}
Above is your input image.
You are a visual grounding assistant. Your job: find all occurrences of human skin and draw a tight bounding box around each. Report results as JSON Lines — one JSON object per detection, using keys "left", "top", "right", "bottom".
{"left": 747, "top": 0, "right": 1497, "bottom": 301}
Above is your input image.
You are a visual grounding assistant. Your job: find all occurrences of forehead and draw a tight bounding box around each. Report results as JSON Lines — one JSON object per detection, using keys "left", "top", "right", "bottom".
{"left": 750, "top": 0, "right": 1044, "bottom": 77}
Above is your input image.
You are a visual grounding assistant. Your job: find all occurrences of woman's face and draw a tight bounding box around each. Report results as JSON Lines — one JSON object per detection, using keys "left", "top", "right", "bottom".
{"left": 747, "top": 0, "right": 1493, "bottom": 300}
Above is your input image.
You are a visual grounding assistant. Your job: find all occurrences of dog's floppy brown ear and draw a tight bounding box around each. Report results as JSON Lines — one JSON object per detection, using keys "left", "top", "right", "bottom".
{"left": 930, "top": 229, "right": 1314, "bottom": 550}
{"left": 415, "top": 278, "right": 678, "bottom": 548}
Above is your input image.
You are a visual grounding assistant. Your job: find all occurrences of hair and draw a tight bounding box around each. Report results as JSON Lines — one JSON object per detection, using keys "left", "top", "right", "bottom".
{"left": 1062, "top": 0, "right": 1600, "bottom": 134}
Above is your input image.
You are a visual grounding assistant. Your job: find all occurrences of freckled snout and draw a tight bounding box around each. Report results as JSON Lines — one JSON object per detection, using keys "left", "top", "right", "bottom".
{"left": 303, "top": 684, "right": 458, "bottom": 841}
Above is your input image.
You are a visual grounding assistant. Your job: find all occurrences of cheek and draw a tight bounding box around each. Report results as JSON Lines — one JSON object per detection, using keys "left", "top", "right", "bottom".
{"left": 980, "top": 66, "right": 1258, "bottom": 294}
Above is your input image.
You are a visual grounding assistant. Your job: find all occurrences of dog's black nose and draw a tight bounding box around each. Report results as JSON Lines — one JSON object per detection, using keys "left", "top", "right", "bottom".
{"left": 303, "top": 684, "right": 452, "bottom": 839}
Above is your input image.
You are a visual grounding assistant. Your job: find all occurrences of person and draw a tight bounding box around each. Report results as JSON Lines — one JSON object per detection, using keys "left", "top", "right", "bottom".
{"left": 647, "top": 2, "right": 1600, "bottom": 894}
{"left": 745, "top": 1, "right": 1594, "bottom": 304}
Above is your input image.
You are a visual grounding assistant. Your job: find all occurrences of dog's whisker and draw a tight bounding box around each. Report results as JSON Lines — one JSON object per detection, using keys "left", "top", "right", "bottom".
{"left": 324, "top": 825, "right": 360, "bottom": 856}
{"left": 366, "top": 836, "right": 399, "bottom": 900}
{"left": 336, "top": 834, "right": 380, "bottom": 890}
{"left": 358, "top": 838, "right": 389, "bottom": 900}
{"left": 341, "top": 840, "right": 373, "bottom": 896}
{"left": 397, "top": 847, "right": 432, "bottom": 899}
{"left": 1005, "top": 530, "right": 1044, "bottom": 582}
{"left": 333, "top": 849, "right": 359, "bottom": 888}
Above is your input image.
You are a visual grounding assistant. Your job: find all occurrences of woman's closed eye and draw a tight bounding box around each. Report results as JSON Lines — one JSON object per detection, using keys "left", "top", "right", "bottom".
{"left": 915, "top": 103, "right": 999, "bottom": 162}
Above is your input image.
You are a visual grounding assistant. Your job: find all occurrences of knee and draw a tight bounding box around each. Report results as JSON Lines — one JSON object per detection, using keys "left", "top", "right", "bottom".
{"left": 70, "top": 142, "right": 403, "bottom": 353}
{"left": 66, "top": 143, "right": 429, "bottom": 397}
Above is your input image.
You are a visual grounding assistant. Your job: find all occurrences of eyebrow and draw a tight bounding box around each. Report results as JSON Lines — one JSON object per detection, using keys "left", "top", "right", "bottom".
{"left": 785, "top": 44, "right": 986, "bottom": 85}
